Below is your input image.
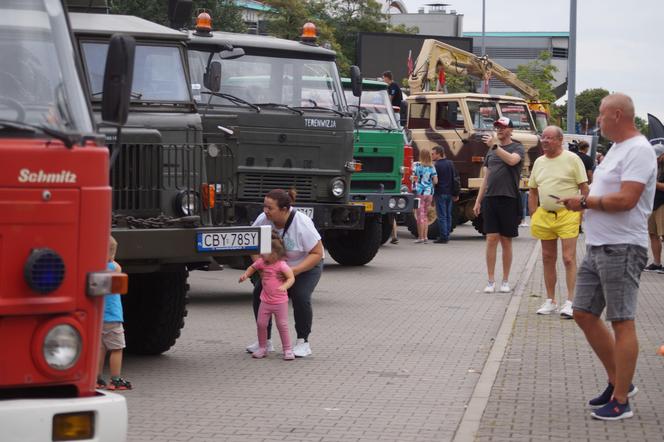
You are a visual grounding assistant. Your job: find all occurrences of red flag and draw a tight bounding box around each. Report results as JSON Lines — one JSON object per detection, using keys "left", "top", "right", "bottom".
{"left": 438, "top": 68, "right": 446, "bottom": 88}
{"left": 407, "top": 50, "right": 413, "bottom": 76}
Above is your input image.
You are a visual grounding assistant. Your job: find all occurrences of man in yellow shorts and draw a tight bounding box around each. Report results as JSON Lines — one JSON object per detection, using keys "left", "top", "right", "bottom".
{"left": 529, "top": 126, "right": 589, "bottom": 318}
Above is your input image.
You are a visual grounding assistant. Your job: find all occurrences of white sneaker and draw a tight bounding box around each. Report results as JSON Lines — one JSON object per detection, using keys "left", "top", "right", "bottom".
{"left": 483, "top": 282, "right": 496, "bottom": 293}
{"left": 499, "top": 281, "right": 511, "bottom": 293}
{"left": 519, "top": 222, "right": 529, "bottom": 227}
{"left": 246, "top": 339, "right": 274, "bottom": 353}
{"left": 559, "top": 300, "right": 574, "bottom": 319}
{"left": 536, "top": 299, "right": 558, "bottom": 315}
{"left": 292, "top": 339, "right": 312, "bottom": 357}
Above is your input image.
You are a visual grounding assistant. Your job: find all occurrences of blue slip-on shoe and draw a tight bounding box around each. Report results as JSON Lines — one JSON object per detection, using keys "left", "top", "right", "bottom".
{"left": 591, "top": 399, "right": 633, "bottom": 420}
{"left": 588, "top": 383, "right": 638, "bottom": 408}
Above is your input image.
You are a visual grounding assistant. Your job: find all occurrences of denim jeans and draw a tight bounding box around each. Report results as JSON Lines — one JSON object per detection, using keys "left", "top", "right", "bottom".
{"left": 434, "top": 193, "right": 453, "bottom": 239}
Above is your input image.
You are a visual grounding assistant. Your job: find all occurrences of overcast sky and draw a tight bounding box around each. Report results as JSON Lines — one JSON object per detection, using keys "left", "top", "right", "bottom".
{"left": 400, "top": 0, "right": 664, "bottom": 120}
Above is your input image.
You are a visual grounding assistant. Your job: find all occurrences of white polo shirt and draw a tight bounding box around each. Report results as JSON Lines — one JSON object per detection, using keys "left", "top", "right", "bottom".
{"left": 253, "top": 209, "right": 322, "bottom": 267}
{"left": 584, "top": 135, "right": 657, "bottom": 248}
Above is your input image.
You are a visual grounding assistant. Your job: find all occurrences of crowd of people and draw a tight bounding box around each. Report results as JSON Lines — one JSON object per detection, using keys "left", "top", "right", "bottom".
{"left": 400, "top": 92, "right": 662, "bottom": 420}
{"left": 99, "top": 91, "right": 662, "bottom": 422}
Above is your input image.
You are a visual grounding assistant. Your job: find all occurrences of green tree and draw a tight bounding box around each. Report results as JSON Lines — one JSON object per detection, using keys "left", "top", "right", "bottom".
{"left": 515, "top": 51, "right": 559, "bottom": 120}
{"left": 109, "top": 0, "right": 246, "bottom": 32}
{"left": 635, "top": 116, "right": 649, "bottom": 136}
{"left": 263, "top": 0, "right": 416, "bottom": 75}
{"left": 575, "top": 88, "right": 610, "bottom": 130}
{"left": 444, "top": 72, "right": 474, "bottom": 93}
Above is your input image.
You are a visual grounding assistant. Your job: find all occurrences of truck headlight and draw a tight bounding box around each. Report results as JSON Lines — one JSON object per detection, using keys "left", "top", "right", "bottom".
{"left": 175, "top": 190, "right": 197, "bottom": 216}
{"left": 330, "top": 178, "right": 346, "bottom": 198}
{"left": 397, "top": 197, "right": 407, "bottom": 210}
{"left": 43, "top": 324, "right": 81, "bottom": 370}
{"left": 388, "top": 198, "right": 397, "bottom": 209}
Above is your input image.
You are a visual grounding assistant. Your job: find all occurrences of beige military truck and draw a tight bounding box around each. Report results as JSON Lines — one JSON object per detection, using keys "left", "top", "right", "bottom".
{"left": 404, "top": 39, "right": 543, "bottom": 236}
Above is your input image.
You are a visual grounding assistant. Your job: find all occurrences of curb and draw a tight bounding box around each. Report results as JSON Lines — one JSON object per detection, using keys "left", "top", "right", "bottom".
{"left": 452, "top": 239, "right": 541, "bottom": 442}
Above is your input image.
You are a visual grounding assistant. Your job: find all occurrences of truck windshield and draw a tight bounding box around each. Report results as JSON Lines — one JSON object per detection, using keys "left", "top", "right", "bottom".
{"left": 344, "top": 89, "right": 399, "bottom": 130}
{"left": 82, "top": 42, "right": 190, "bottom": 103}
{"left": 499, "top": 103, "right": 534, "bottom": 131}
{"left": 189, "top": 51, "right": 345, "bottom": 111}
{"left": 467, "top": 101, "right": 498, "bottom": 130}
{"left": 0, "top": 0, "right": 93, "bottom": 132}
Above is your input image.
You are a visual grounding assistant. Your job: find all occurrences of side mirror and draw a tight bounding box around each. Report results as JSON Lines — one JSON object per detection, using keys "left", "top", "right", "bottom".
{"left": 219, "top": 47, "right": 245, "bottom": 60}
{"left": 447, "top": 102, "right": 459, "bottom": 127}
{"left": 101, "top": 34, "right": 135, "bottom": 125}
{"left": 350, "top": 65, "right": 362, "bottom": 98}
{"left": 168, "top": 0, "right": 193, "bottom": 29}
{"left": 204, "top": 60, "right": 222, "bottom": 93}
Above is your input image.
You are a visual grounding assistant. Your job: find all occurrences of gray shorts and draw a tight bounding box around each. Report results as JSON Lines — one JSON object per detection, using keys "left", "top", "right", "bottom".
{"left": 573, "top": 244, "right": 647, "bottom": 321}
{"left": 101, "top": 322, "right": 126, "bottom": 350}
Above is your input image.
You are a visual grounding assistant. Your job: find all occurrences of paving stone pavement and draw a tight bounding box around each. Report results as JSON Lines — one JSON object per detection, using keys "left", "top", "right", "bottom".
{"left": 476, "top": 235, "right": 664, "bottom": 441}
{"left": 117, "top": 224, "right": 537, "bottom": 442}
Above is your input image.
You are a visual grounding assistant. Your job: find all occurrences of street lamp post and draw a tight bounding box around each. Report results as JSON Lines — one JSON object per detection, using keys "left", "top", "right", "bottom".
{"left": 567, "top": 0, "right": 577, "bottom": 133}
{"left": 481, "top": 0, "right": 486, "bottom": 56}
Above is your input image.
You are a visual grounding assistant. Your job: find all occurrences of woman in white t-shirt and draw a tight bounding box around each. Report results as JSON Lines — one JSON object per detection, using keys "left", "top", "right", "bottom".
{"left": 245, "top": 188, "right": 324, "bottom": 358}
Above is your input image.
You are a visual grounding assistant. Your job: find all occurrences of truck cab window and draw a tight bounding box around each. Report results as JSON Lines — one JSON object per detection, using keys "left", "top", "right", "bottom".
{"left": 435, "top": 101, "right": 463, "bottom": 130}
{"left": 408, "top": 103, "right": 431, "bottom": 129}
{"left": 82, "top": 42, "right": 190, "bottom": 102}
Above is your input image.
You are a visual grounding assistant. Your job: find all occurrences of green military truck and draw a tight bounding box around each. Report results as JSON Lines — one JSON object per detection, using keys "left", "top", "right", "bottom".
{"left": 342, "top": 78, "right": 416, "bottom": 249}
{"left": 186, "top": 19, "right": 386, "bottom": 265}
{"left": 69, "top": 11, "right": 270, "bottom": 355}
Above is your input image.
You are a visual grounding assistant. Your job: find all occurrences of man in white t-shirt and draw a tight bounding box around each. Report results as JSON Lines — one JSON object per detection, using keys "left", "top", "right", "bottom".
{"left": 560, "top": 93, "right": 657, "bottom": 421}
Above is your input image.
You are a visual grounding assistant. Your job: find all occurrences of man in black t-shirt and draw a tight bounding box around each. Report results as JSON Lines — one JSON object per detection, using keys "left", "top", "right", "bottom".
{"left": 382, "top": 70, "right": 403, "bottom": 108}
{"left": 473, "top": 117, "right": 525, "bottom": 294}
{"left": 575, "top": 141, "right": 595, "bottom": 183}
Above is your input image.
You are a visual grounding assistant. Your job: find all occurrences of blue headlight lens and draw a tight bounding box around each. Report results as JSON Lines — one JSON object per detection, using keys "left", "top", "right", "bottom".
{"left": 24, "top": 249, "right": 65, "bottom": 294}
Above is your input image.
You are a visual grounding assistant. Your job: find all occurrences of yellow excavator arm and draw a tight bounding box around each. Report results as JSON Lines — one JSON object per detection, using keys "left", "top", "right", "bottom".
{"left": 408, "top": 39, "right": 541, "bottom": 101}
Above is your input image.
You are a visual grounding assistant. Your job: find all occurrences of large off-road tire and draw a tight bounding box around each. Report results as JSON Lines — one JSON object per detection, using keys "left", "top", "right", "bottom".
{"left": 323, "top": 216, "right": 382, "bottom": 266}
{"left": 122, "top": 270, "right": 189, "bottom": 355}
{"left": 472, "top": 214, "right": 485, "bottom": 235}
{"left": 380, "top": 214, "right": 394, "bottom": 245}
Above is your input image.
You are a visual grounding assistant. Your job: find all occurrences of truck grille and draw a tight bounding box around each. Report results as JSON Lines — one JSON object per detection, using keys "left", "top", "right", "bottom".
{"left": 355, "top": 156, "right": 394, "bottom": 173}
{"left": 111, "top": 143, "right": 205, "bottom": 215}
{"left": 350, "top": 180, "right": 397, "bottom": 191}
{"left": 242, "top": 174, "right": 314, "bottom": 201}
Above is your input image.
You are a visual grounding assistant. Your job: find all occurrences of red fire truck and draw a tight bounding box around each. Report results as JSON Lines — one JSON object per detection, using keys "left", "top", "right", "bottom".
{"left": 0, "top": 0, "right": 134, "bottom": 440}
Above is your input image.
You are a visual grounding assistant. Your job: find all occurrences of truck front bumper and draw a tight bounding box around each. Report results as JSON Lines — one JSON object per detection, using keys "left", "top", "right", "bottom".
{"left": 349, "top": 192, "right": 417, "bottom": 214}
{"left": 0, "top": 390, "right": 127, "bottom": 442}
{"left": 113, "top": 225, "right": 271, "bottom": 262}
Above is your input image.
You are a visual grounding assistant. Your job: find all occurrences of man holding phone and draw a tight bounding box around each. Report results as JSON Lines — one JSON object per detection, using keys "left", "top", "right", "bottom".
{"left": 528, "top": 126, "right": 589, "bottom": 317}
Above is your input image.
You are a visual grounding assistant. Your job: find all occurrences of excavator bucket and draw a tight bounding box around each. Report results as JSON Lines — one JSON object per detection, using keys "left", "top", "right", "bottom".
{"left": 647, "top": 113, "right": 664, "bottom": 142}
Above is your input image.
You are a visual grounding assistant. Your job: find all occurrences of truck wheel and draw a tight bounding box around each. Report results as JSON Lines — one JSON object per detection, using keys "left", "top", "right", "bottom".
{"left": 405, "top": 207, "right": 442, "bottom": 239}
{"left": 380, "top": 214, "right": 394, "bottom": 245}
{"left": 323, "top": 216, "right": 382, "bottom": 266}
{"left": 122, "top": 270, "right": 189, "bottom": 355}
{"left": 472, "top": 214, "right": 486, "bottom": 235}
